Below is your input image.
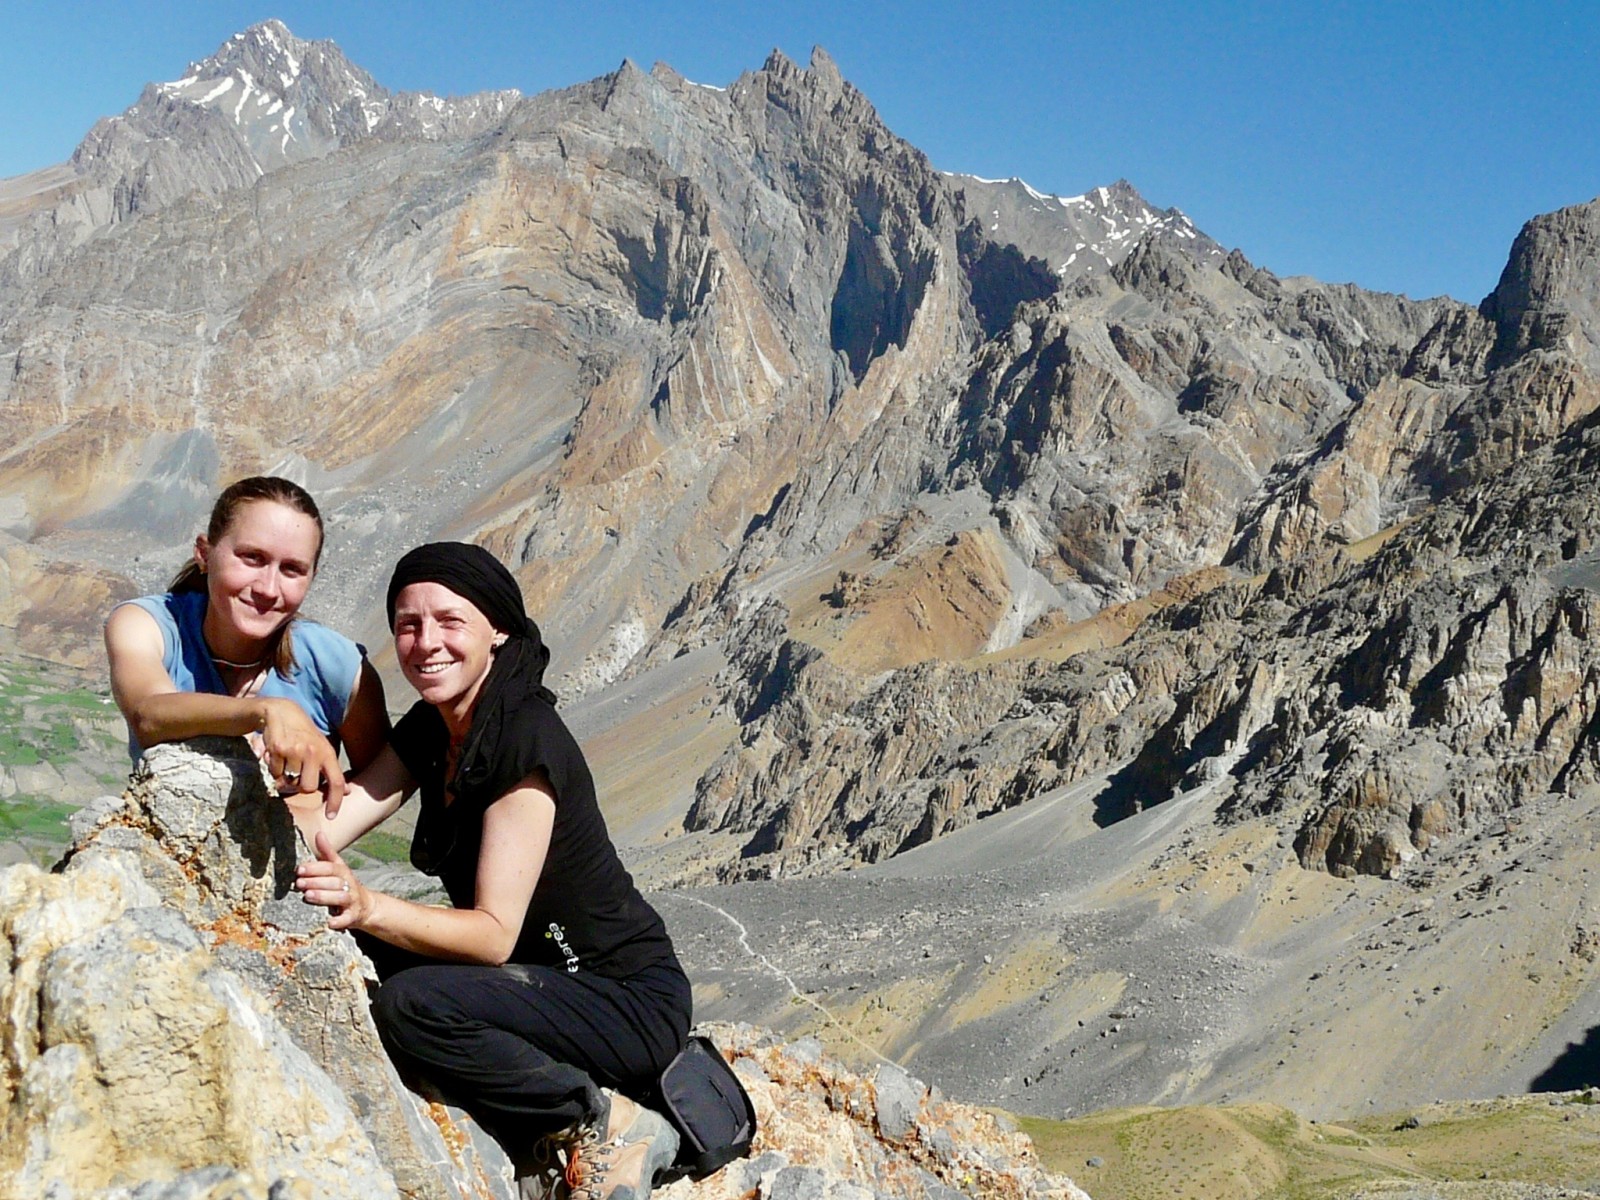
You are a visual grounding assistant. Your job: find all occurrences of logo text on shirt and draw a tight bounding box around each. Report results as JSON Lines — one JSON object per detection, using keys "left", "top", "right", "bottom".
{"left": 546, "top": 922, "right": 581, "bottom": 973}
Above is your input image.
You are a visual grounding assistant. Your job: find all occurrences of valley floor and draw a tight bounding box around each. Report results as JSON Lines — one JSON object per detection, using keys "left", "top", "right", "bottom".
{"left": 635, "top": 764, "right": 1600, "bottom": 1135}
{"left": 1022, "top": 1094, "right": 1600, "bottom": 1200}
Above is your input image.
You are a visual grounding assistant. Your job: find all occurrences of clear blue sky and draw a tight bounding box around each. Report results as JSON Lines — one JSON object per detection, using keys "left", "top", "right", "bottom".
{"left": 4, "top": 1, "right": 1598, "bottom": 303}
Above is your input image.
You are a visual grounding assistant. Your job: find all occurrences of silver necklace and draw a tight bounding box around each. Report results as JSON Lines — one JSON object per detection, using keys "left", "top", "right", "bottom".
{"left": 212, "top": 653, "right": 267, "bottom": 670}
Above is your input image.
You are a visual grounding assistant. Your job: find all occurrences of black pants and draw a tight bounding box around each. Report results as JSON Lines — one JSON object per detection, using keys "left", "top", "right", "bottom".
{"left": 368, "top": 947, "right": 692, "bottom": 1170}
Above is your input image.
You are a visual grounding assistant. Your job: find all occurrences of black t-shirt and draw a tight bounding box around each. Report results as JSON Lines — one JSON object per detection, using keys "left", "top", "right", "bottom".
{"left": 391, "top": 697, "right": 679, "bottom": 979}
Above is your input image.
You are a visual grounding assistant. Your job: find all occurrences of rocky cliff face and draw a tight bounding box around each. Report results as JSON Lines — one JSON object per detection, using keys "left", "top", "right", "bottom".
{"left": 1, "top": 23, "right": 1402, "bottom": 663}
{"left": 0, "top": 739, "right": 1084, "bottom": 1199}
{"left": 672, "top": 195, "right": 1600, "bottom": 884}
{"left": 1, "top": 22, "right": 1597, "bottom": 896}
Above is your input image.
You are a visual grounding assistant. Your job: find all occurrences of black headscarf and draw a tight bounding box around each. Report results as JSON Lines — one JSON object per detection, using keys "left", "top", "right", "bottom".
{"left": 387, "top": 542, "right": 558, "bottom": 804}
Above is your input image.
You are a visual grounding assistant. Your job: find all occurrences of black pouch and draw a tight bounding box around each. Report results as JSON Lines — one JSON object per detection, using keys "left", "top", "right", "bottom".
{"left": 653, "top": 1035, "right": 757, "bottom": 1180}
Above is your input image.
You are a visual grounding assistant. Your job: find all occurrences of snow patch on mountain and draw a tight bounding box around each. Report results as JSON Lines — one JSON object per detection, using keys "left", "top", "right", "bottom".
{"left": 945, "top": 171, "right": 1225, "bottom": 281}
{"left": 72, "top": 20, "right": 522, "bottom": 206}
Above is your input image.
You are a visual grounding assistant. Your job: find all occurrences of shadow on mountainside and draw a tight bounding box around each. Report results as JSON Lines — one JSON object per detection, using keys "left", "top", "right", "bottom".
{"left": 1092, "top": 764, "right": 1147, "bottom": 827}
{"left": 1532, "top": 1026, "right": 1600, "bottom": 1092}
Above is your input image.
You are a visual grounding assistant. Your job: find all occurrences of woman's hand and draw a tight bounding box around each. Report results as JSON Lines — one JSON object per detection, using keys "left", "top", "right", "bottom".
{"left": 295, "top": 831, "right": 370, "bottom": 930}
{"left": 305, "top": 772, "right": 554, "bottom": 965}
{"left": 260, "top": 698, "right": 349, "bottom": 816}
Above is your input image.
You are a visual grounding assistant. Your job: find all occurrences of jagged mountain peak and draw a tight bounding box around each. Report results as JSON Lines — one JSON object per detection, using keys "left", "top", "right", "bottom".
{"left": 1481, "top": 194, "right": 1600, "bottom": 364}
{"left": 807, "top": 45, "right": 844, "bottom": 86}
{"left": 760, "top": 46, "right": 796, "bottom": 74}
{"left": 170, "top": 19, "right": 374, "bottom": 95}
{"left": 945, "top": 170, "right": 1224, "bottom": 283}
{"left": 64, "top": 20, "right": 521, "bottom": 225}
{"left": 755, "top": 45, "right": 851, "bottom": 96}
{"left": 125, "top": 19, "right": 384, "bottom": 168}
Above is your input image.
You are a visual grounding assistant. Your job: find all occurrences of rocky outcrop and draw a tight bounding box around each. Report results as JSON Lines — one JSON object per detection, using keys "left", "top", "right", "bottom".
{"left": 681, "top": 572, "right": 1244, "bottom": 882}
{"left": 0, "top": 740, "right": 1085, "bottom": 1198}
{"left": 938, "top": 239, "right": 1457, "bottom": 609}
{"left": 3, "top": 739, "right": 513, "bottom": 1200}
{"left": 660, "top": 1027, "right": 1088, "bottom": 1200}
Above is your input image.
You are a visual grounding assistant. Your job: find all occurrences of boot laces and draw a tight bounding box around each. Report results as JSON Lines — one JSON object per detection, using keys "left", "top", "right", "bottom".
{"left": 563, "top": 1122, "right": 617, "bottom": 1198}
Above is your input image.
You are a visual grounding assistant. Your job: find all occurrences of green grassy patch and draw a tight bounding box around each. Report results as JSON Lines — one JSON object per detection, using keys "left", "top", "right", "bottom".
{"left": 349, "top": 829, "right": 413, "bottom": 865}
{"left": 1019, "top": 1096, "right": 1600, "bottom": 1200}
{"left": 0, "top": 653, "right": 124, "bottom": 863}
{"left": 0, "top": 734, "right": 43, "bottom": 766}
{"left": 0, "top": 796, "right": 79, "bottom": 842}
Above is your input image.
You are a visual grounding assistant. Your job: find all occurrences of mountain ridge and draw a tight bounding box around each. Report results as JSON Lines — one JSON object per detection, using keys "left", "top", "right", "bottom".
{"left": 3, "top": 22, "right": 1600, "bottom": 1147}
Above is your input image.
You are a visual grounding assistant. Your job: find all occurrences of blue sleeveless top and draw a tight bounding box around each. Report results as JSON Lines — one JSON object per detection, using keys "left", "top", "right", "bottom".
{"left": 122, "top": 591, "right": 365, "bottom": 760}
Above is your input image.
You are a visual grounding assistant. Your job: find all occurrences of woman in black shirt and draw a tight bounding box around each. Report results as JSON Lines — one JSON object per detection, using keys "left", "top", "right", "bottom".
{"left": 292, "top": 542, "right": 688, "bottom": 1200}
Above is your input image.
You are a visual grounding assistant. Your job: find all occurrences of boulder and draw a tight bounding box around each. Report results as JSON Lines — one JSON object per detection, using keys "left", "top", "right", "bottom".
{"left": 658, "top": 1027, "right": 1089, "bottom": 1200}
{"left": 2, "top": 738, "right": 516, "bottom": 1200}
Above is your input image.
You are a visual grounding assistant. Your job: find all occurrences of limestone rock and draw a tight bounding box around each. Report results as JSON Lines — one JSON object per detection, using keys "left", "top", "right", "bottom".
{"left": 656, "top": 1026, "right": 1089, "bottom": 1200}
{"left": 0, "top": 858, "right": 399, "bottom": 1198}
{"left": 5, "top": 738, "right": 514, "bottom": 1200}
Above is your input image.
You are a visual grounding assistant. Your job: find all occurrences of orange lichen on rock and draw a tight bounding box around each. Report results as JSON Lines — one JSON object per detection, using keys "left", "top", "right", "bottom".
{"left": 199, "top": 911, "right": 303, "bottom": 975}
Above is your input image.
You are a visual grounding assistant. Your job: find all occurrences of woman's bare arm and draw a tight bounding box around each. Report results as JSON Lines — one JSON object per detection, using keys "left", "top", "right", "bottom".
{"left": 296, "top": 769, "right": 555, "bottom": 966}
{"left": 288, "top": 741, "right": 415, "bottom": 854}
{"left": 337, "top": 659, "right": 390, "bottom": 773}
{"left": 106, "top": 602, "right": 348, "bottom": 807}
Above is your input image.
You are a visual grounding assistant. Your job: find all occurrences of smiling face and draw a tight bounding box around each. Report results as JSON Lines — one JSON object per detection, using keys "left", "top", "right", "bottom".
{"left": 196, "top": 499, "right": 321, "bottom": 659}
{"left": 391, "top": 581, "right": 506, "bottom": 724}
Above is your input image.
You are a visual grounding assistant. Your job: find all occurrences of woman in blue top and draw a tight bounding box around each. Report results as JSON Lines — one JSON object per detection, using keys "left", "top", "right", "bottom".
{"left": 105, "top": 476, "right": 388, "bottom": 810}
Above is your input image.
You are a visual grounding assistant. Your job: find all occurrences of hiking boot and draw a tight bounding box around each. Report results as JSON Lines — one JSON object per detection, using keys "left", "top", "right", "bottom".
{"left": 599, "top": 1089, "right": 674, "bottom": 1149}
{"left": 562, "top": 1091, "right": 679, "bottom": 1200}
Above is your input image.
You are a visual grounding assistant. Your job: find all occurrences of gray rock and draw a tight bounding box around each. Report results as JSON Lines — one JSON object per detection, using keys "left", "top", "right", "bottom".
{"left": 765, "top": 1166, "right": 828, "bottom": 1200}
{"left": 67, "top": 793, "right": 129, "bottom": 844}
{"left": 786, "top": 1036, "right": 825, "bottom": 1065}
{"left": 871, "top": 1062, "right": 924, "bottom": 1142}
{"left": 126, "top": 1166, "right": 268, "bottom": 1200}
{"left": 912, "top": 1167, "right": 968, "bottom": 1200}
{"left": 2, "top": 739, "right": 515, "bottom": 1200}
